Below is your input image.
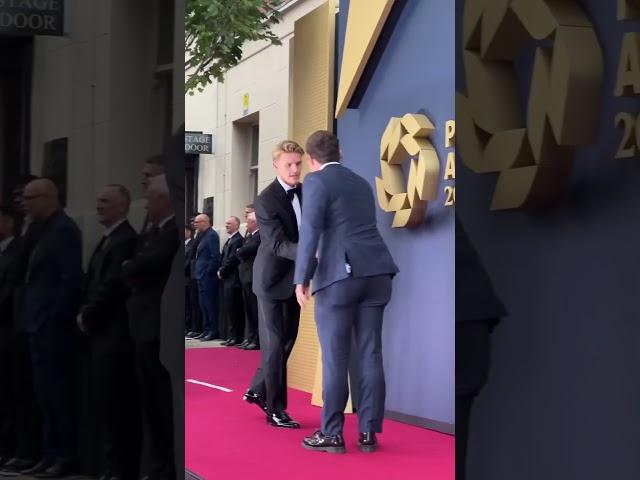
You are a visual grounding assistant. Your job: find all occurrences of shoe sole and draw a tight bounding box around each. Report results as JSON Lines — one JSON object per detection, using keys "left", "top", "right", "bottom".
{"left": 358, "top": 444, "right": 378, "bottom": 453}
{"left": 267, "top": 420, "right": 300, "bottom": 429}
{"left": 301, "top": 442, "right": 346, "bottom": 454}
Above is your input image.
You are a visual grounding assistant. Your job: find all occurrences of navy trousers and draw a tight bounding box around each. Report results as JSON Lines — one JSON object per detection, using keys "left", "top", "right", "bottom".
{"left": 314, "top": 274, "right": 392, "bottom": 436}
{"left": 198, "top": 278, "right": 218, "bottom": 337}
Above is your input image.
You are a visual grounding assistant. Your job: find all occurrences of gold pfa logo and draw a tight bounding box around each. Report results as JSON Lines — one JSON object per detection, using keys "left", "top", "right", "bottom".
{"left": 375, "top": 113, "right": 442, "bottom": 228}
{"left": 457, "top": 0, "right": 604, "bottom": 210}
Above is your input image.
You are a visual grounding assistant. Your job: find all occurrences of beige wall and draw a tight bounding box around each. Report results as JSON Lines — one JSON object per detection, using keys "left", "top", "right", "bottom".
{"left": 187, "top": 0, "right": 329, "bottom": 234}
{"left": 29, "top": 0, "right": 181, "bottom": 262}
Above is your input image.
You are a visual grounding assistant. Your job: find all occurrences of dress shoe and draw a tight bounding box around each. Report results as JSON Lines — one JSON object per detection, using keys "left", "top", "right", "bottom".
{"left": 193, "top": 333, "right": 205, "bottom": 340}
{"left": 35, "top": 459, "right": 73, "bottom": 478}
{"left": 243, "top": 389, "right": 267, "bottom": 413}
{"left": 358, "top": 432, "right": 378, "bottom": 452}
{"left": 236, "top": 340, "right": 249, "bottom": 348}
{"left": 302, "top": 430, "right": 346, "bottom": 453}
{"left": 200, "top": 334, "right": 215, "bottom": 341}
{"left": 220, "top": 339, "right": 232, "bottom": 346}
{"left": 267, "top": 411, "right": 300, "bottom": 429}
{"left": 186, "top": 331, "right": 201, "bottom": 338}
{"left": 224, "top": 339, "right": 239, "bottom": 346}
{"left": 244, "top": 343, "right": 258, "bottom": 350}
{"left": 20, "top": 458, "right": 53, "bottom": 476}
{"left": 0, "top": 458, "right": 35, "bottom": 476}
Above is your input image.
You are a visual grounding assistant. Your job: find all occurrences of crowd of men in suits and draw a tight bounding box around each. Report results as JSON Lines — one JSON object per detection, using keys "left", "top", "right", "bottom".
{"left": 0, "top": 155, "right": 179, "bottom": 480}
{"left": 184, "top": 204, "right": 261, "bottom": 351}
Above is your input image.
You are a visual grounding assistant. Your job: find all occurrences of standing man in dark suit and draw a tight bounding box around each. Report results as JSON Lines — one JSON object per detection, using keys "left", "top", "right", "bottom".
{"left": 123, "top": 176, "right": 178, "bottom": 480}
{"left": 295, "top": 131, "right": 398, "bottom": 454}
{"left": 20, "top": 179, "right": 83, "bottom": 476}
{"left": 184, "top": 226, "right": 194, "bottom": 335}
{"left": 218, "top": 216, "right": 244, "bottom": 346}
{"left": 186, "top": 215, "right": 204, "bottom": 338}
{"left": 243, "top": 140, "right": 304, "bottom": 429}
{"left": 236, "top": 211, "right": 261, "bottom": 350}
{"left": 192, "top": 214, "right": 221, "bottom": 341}
{"left": 0, "top": 206, "right": 21, "bottom": 465}
{"left": 76, "top": 185, "right": 139, "bottom": 480}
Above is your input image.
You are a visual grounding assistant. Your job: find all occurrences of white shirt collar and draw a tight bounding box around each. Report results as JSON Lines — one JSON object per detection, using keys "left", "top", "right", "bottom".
{"left": 158, "top": 215, "right": 175, "bottom": 229}
{"left": 319, "top": 162, "right": 341, "bottom": 170}
{"left": 0, "top": 236, "right": 15, "bottom": 253}
{"left": 277, "top": 176, "right": 298, "bottom": 192}
{"left": 103, "top": 219, "right": 126, "bottom": 237}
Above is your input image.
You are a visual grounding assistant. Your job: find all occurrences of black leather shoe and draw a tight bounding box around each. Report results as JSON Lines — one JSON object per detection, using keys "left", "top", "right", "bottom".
{"left": 187, "top": 331, "right": 201, "bottom": 338}
{"left": 244, "top": 343, "right": 258, "bottom": 350}
{"left": 200, "top": 334, "right": 215, "bottom": 341}
{"left": 225, "top": 339, "right": 239, "bottom": 346}
{"left": 267, "top": 411, "right": 300, "bottom": 429}
{"left": 236, "top": 340, "right": 249, "bottom": 348}
{"left": 0, "top": 458, "right": 35, "bottom": 476}
{"left": 358, "top": 432, "right": 378, "bottom": 452}
{"left": 35, "top": 459, "right": 73, "bottom": 478}
{"left": 302, "top": 430, "right": 346, "bottom": 453}
{"left": 20, "top": 458, "right": 53, "bottom": 476}
{"left": 243, "top": 389, "right": 267, "bottom": 413}
{"left": 193, "top": 333, "right": 205, "bottom": 340}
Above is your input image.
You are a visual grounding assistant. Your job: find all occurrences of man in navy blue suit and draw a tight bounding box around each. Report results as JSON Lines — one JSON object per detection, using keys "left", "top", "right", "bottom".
{"left": 294, "top": 131, "right": 398, "bottom": 454}
{"left": 20, "top": 178, "right": 83, "bottom": 476}
{"left": 192, "top": 214, "right": 221, "bottom": 341}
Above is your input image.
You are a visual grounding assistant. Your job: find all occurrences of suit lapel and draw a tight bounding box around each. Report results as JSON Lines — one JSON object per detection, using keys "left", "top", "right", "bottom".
{"left": 272, "top": 179, "right": 297, "bottom": 233}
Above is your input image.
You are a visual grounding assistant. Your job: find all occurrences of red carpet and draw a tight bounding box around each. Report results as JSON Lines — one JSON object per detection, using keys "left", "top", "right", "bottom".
{"left": 186, "top": 348, "right": 454, "bottom": 480}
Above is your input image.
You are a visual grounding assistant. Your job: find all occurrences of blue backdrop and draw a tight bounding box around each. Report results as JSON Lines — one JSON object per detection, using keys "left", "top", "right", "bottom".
{"left": 336, "top": 0, "right": 455, "bottom": 427}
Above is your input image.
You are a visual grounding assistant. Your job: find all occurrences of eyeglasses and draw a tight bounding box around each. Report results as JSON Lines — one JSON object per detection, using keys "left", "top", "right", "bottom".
{"left": 22, "top": 194, "right": 46, "bottom": 201}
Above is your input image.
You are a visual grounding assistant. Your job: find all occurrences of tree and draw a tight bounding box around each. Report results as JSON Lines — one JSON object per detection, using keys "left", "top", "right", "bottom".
{"left": 185, "top": 0, "right": 284, "bottom": 94}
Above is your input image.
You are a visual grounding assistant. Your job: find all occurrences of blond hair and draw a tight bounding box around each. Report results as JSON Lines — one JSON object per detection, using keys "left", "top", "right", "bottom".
{"left": 272, "top": 140, "right": 304, "bottom": 161}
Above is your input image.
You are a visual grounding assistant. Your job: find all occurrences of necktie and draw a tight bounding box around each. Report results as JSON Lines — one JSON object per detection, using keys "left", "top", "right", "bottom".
{"left": 287, "top": 186, "right": 300, "bottom": 201}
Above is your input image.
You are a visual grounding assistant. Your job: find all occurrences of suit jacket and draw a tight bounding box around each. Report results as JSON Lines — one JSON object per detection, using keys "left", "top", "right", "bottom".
{"left": 294, "top": 164, "right": 398, "bottom": 293}
{"left": 23, "top": 210, "right": 83, "bottom": 334}
{"left": 455, "top": 215, "right": 506, "bottom": 325}
{"left": 123, "top": 217, "right": 179, "bottom": 342}
{"left": 0, "top": 237, "right": 21, "bottom": 328}
{"left": 184, "top": 238, "right": 193, "bottom": 278}
{"left": 193, "top": 228, "right": 221, "bottom": 282}
{"left": 219, "top": 232, "right": 243, "bottom": 288}
{"left": 80, "top": 221, "right": 138, "bottom": 346}
{"left": 253, "top": 178, "right": 301, "bottom": 300}
{"left": 236, "top": 229, "right": 261, "bottom": 285}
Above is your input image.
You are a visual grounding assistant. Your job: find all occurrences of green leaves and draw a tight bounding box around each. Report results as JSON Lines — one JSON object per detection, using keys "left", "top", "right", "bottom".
{"left": 185, "top": 0, "right": 284, "bottom": 94}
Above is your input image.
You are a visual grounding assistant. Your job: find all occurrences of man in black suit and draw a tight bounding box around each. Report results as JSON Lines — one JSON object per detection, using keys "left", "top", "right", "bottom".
{"left": 243, "top": 140, "right": 304, "bottom": 429}
{"left": 186, "top": 215, "right": 204, "bottom": 338}
{"left": 184, "top": 225, "right": 193, "bottom": 335}
{"left": 77, "top": 185, "right": 139, "bottom": 480}
{"left": 123, "top": 175, "right": 178, "bottom": 480}
{"left": 20, "top": 179, "right": 83, "bottom": 478}
{"left": 236, "top": 211, "right": 260, "bottom": 350}
{"left": 192, "top": 214, "right": 221, "bottom": 341}
{"left": 0, "top": 205, "right": 21, "bottom": 465}
{"left": 218, "top": 216, "right": 244, "bottom": 346}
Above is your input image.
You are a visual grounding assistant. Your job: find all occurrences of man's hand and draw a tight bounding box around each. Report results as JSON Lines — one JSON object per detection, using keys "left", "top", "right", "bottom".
{"left": 296, "top": 284, "right": 310, "bottom": 309}
{"left": 217, "top": 270, "right": 222, "bottom": 280}
{"left": 76, "top": 313, "right": 88, "bottom": 335}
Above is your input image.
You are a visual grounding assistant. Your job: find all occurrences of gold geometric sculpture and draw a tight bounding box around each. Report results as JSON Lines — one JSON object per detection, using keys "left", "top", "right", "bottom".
{"left": 458, "top": 0, "right": 604, "bottom": 210}
{"left": 375, "top": 113, "right": 440, "bottom": 228}
{"left": 335, "top": 0, "right": 395, "bottom": 118}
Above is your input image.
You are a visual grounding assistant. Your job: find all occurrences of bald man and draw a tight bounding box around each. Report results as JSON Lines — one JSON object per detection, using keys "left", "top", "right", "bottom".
{"left": 20, "top": 179, "right": 82, "bottom": 477}
{"left": 77, "top": 185, "right": 139, "bottom": 480}
{"left": 123, "top": 175, "right": 177, "bottom": 480}
{"left": 191, "top": 214, "right": 221, "bottom": 341}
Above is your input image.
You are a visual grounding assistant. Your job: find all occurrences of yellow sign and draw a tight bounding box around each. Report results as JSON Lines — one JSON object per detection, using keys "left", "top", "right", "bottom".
{"left": 457, "top": 0, "right": 604, "bottom": 210}
{"left": 242, "top": 93, "right": 249, "bottom": 114}
{"left": 375, "top": 113, "right": 440, "bottom": 228}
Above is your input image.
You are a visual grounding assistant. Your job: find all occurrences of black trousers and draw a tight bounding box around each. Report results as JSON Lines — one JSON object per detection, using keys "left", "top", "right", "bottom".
{"left": 223, "top": 284, "right": 245, "bottom": 342}
{"left": 0, "top": 328, "right": 15, "bottom": 458}
{"left": 134, "top": 340, "right": 174, "bottom": 479}
{"left": 249, "top": 295, "right": 300, "bottom": 413}
{"left": 455, "top": 321, "right": 492, "bottom": 480}
{"left": 241, "top": 282, "right": 259, "bottom": 345}
{"left": 10, "top": 331, "right": 41, "bottom": 461}
{"left": 29, "top": 327, "right": 78, "bottom": 463}
{"left": 188, "top": 279, "right": 202, "bottom": 334}
{"left": 184, "top": 283, "right": 191, "bottom": 332}
{"left": 91, "top": 339, "right": 140, "bottom": 478}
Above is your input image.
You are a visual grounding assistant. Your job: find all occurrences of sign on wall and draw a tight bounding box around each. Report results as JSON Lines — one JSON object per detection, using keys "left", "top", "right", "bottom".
{"left": 185, "top": 132, "right": 213, "bottom": 154}
{"left": 0, "top": 0, "right": 65, "bottom": 36}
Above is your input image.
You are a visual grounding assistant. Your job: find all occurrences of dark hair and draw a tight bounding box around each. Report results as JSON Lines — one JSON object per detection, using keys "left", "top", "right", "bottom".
{"left": 246, "top": 203, "right": 255, "bottom": 210}
{"left": 106, "top": 184, "right": 131, "bottom": 209}
{"left": 306, "top": 130, "right": 340, "bottom": 164}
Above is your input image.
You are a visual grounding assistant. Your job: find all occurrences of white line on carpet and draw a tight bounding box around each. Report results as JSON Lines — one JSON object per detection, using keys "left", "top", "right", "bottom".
{"left": 186, "top": 379, "right": 233, "bottom": 393}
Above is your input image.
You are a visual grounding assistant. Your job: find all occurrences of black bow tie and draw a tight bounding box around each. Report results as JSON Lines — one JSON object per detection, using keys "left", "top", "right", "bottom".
{"left": 287, "top": 186, "right": 300, "bottom": 201}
